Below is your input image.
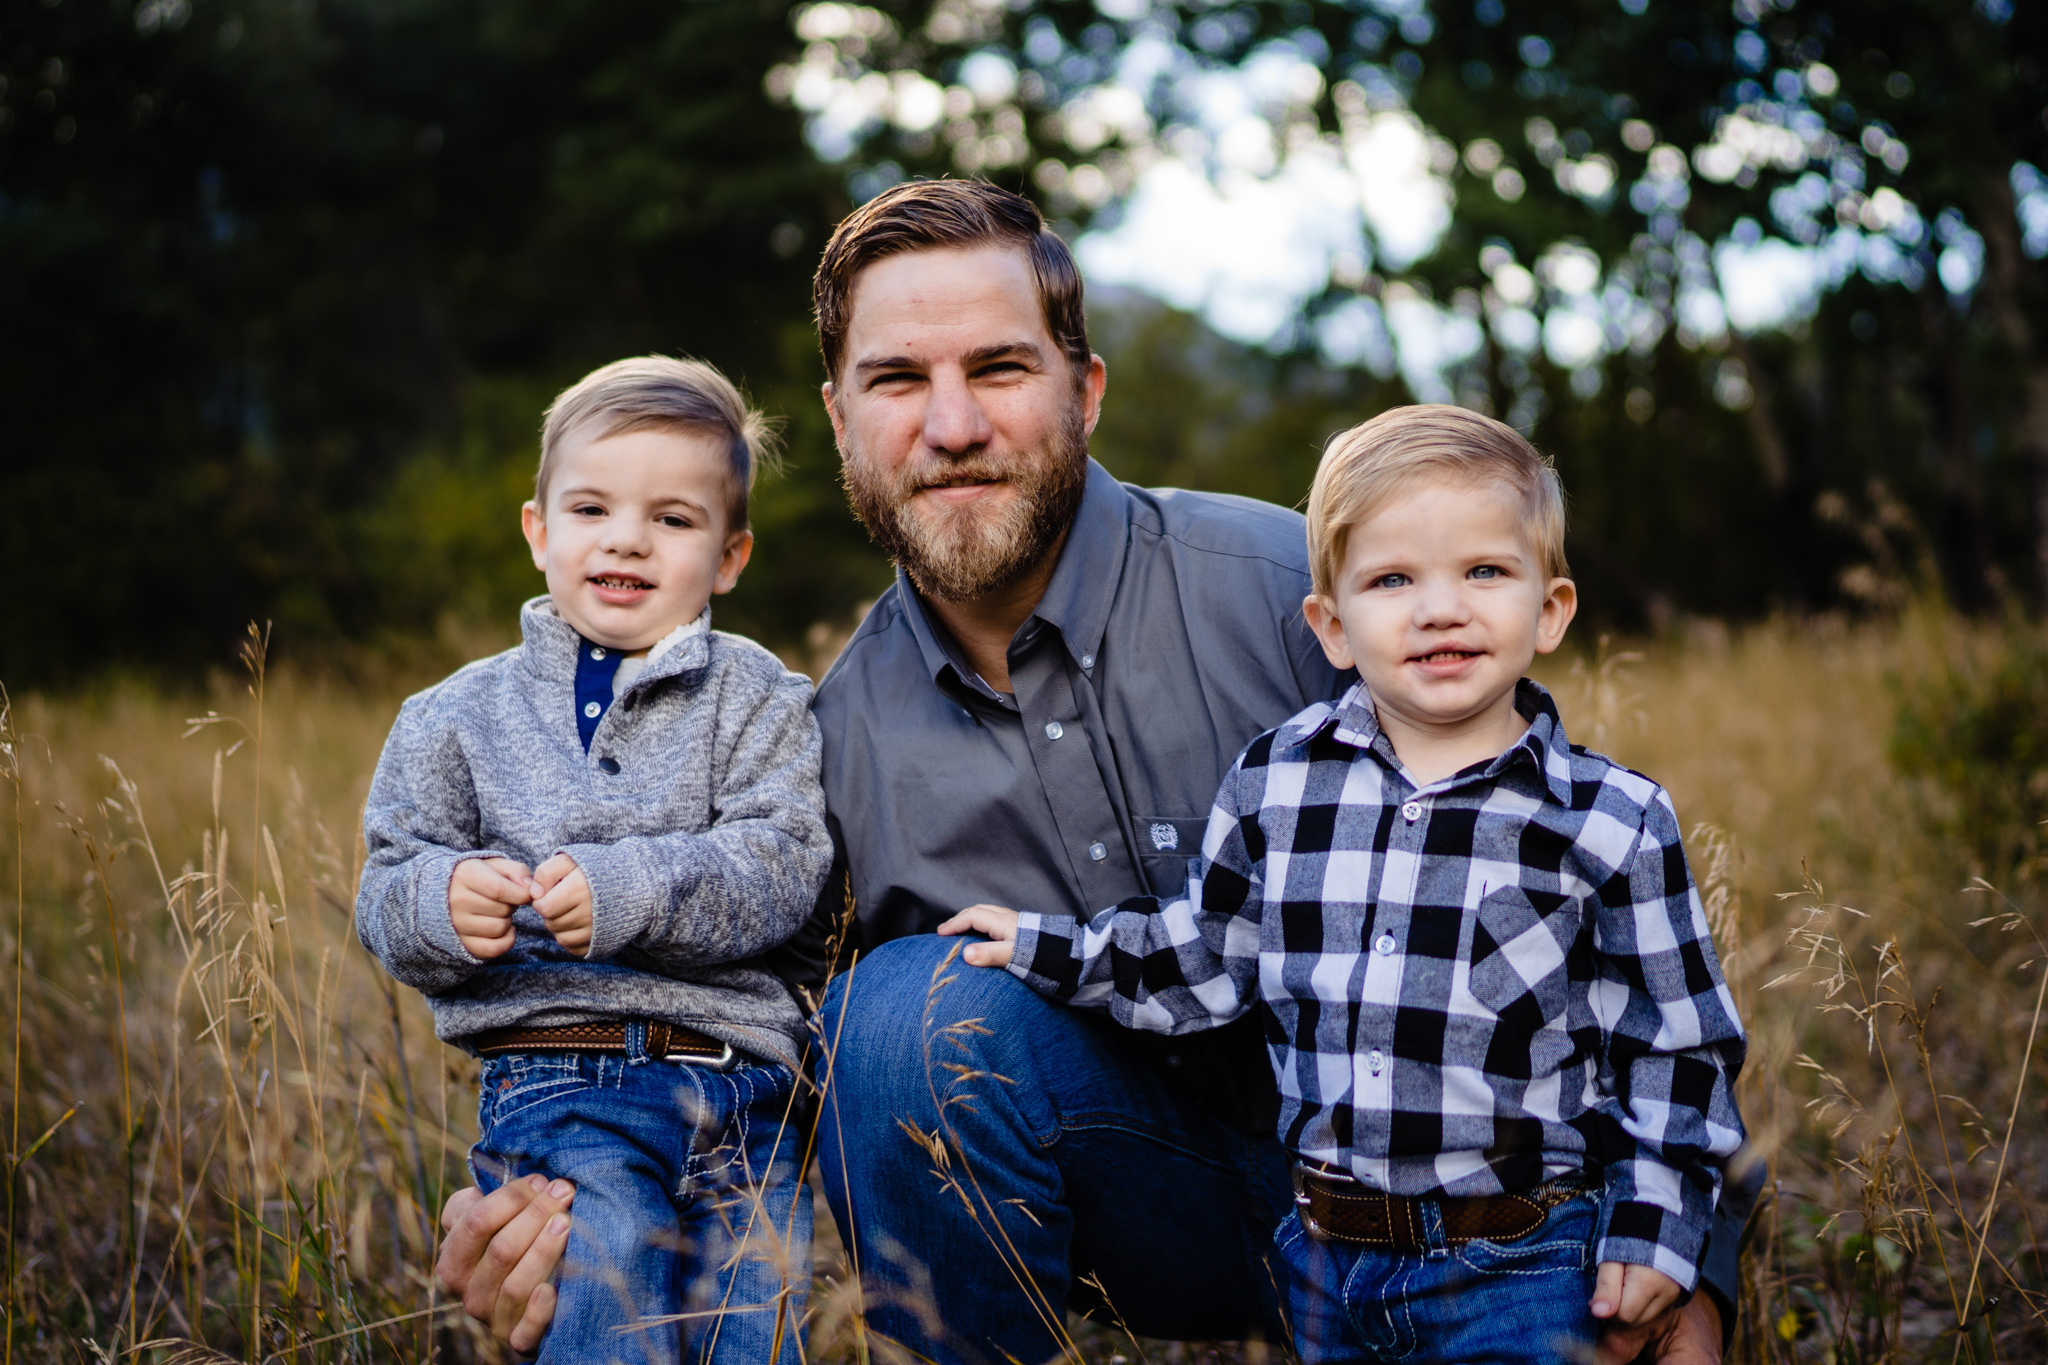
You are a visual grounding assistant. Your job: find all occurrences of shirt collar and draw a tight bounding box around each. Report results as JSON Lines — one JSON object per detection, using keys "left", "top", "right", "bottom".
{"left": 518, "top": 596, "right": 712, "bottom": 686}
{"left": 1287, "top": 676, "right": 1577, "bottom": 806}
{"left": 896, "top": 458, "right": 1132, "bottom": 695}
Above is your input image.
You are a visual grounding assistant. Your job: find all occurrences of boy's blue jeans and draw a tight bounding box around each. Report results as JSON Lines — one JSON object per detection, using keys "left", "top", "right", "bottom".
{"left": 1276, "top": 1186, "right": 1600, "bottom": 1364}
{"left": 469, "top": 1028, "right": 810, "bottom": 1365}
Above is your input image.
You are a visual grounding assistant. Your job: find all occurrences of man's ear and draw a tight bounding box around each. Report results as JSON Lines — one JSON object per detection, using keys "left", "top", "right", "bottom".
{"left": 520, "top": 501, "right": 548, "bottom": 573}
{"left": 1533, "top": 577, "right": 1578, "bottom": 655}
{"left": 713, "top": 529, "right": 755, "bottom": 595}
{"left": 1080, "top": 354, "right": 1108, "bottom": 437}
{"left": 821, "top": 381, "right": 847, "bottom": 450}
{"left": 1302, "top": 593, "right": 1356, "bottom": 672}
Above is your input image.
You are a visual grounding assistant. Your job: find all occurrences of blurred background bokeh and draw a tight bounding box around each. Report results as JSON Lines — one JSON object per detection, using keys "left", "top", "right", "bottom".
{"left": 3, "top": 0, "right": 2045, "bottom": 682}
{"left": 5, "top": 3, "right": 2048, "bottom": 1361}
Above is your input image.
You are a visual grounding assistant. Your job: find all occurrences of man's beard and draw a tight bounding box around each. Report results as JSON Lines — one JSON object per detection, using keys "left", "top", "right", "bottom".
{"left": 840, "top": 400, "right": 1091, "bottom": 603}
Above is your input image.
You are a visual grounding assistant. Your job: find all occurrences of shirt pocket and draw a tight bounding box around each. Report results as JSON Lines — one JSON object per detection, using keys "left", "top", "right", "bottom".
{"left": 1135, "top": 815, "right": 1206, "bottom": 898}
{"left": 1468, "top": 885, "right": 1582, "bottom": 1034}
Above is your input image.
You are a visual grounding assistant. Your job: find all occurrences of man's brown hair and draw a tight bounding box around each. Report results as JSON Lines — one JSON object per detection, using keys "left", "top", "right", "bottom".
{"left": 1307, "top": 404, "right": 1570, "bottom": 598}
{"left": 812, "top": 179, "right": 1090, "bottom": 383}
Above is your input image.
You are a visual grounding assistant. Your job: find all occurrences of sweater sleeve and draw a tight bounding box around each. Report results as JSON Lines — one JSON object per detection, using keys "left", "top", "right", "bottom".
{"left": 1007, "top": 759, "right": 1262, "bottom": 1036}
{"left": 355, "top": 695, "right": 507, "bottom": 993}
{"left": 566, "top": 667, "right": 831, "bottom": 968}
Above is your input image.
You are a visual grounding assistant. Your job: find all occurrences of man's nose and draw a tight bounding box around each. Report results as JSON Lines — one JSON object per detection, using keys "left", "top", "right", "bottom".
{"left": 920, "top": 368, "right": 993, "bottom": 456}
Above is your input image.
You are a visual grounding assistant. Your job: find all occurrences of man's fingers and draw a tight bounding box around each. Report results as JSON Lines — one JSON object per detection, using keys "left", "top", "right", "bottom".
{"left": 441, "top": 1184, "right": 484, "bottom": 1235}
{"left": 508, "top": 1277, "right": 560, "bottom": 1356}
{"left": 1594, "top": 1320, "right": 1656, "bottom": 1365}
{"left": 497, "top": 1212, "right": 571, "bottom": 1347}
{"left": 437, "top": 1175, "right": 545, "bottom": 1295}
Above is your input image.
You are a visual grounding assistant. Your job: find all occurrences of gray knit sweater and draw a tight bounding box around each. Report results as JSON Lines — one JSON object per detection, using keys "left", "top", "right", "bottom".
{"left": 355, "top": 598, "right": 831, "bottom": 1069}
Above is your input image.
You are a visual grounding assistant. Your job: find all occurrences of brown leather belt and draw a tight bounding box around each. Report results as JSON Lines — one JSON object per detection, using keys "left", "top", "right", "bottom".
{"left": 471, "top": 1020, "right": 735, "bottom": 1066}
{"left": 1292, "top": 1164, "right": 1564, "bottom": 1251}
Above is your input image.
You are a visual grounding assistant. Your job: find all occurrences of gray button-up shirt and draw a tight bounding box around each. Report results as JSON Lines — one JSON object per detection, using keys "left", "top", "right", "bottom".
{"left": 815, "top": 459, "right": 1347, "bottom": 946}
{"left": 792, "top": 461, "right": 1345, "bottom": 1129}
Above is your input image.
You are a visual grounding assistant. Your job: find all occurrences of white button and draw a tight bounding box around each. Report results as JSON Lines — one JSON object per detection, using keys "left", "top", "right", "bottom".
{"left": 1366, "top": 1049, "right": 1385, "bottom": 1075}
{"left": 583, "top": 701, "right": 602, "bottom": 718}
{"left": 1087, "top": 842, "right": 1107, "bottom": 861}
{"left": 589, "top": 646, "right": 606, "bottom": 660}
{"left": 1080, "top": 654, "right": 1094, "bottom": 669}
{"left": 1045, "top": 721, "right": 1064, "bottom": 740}
{"left": 1375, "top": 934, "right": 1396, "bottom": 956}
{"left": 1401, "top": 801, "right": 1422, "bottom": 822}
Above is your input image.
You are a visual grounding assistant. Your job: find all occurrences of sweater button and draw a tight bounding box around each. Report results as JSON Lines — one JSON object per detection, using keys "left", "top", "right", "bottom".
{"left": 598, "top": 757, "right": 620, "bottom": 775}
{"left": 584, "top": 701, "right": 602, "bottom": 719}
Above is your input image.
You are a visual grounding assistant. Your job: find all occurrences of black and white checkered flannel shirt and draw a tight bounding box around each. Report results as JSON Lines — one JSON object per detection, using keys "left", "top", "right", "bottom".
{"left": 1009, "top": 678, "right": 1746, "bottom": 1288}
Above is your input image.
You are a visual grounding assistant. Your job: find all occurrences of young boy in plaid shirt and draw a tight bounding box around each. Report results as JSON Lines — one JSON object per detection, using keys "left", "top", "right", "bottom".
{"left": 940, "top": 405, "right": 1746, "bottom": 1363}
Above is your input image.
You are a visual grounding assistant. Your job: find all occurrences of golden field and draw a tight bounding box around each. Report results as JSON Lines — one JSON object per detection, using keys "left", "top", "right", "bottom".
{"left": 0, "top": 611, "right": 2041, "bottom": 1363}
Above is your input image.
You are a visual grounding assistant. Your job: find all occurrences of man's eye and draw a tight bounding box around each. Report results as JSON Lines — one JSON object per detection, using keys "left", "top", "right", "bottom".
{"left": 1371, "top": 573, "right": 1410, "bottom": 589}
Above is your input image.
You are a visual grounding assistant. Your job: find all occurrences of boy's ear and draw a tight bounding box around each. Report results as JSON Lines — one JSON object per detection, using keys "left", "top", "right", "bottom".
{"left": 1533, "top": 576, "right": 1578, "bottom": 655}
{"left": 520, "top": 501, "right": 548, "bottom": 573}
{"left": 713, "top": 529, "right": 755, "bottom": 595}
{"left": 1302, "top": 593, "right": 1356, "bottom": 672}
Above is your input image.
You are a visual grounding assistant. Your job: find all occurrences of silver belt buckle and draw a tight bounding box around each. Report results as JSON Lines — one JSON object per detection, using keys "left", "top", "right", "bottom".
{"left": 1292, "top": 1161, "right": 1353, "bottom": 1242}
{"left": 666, "top": 1039, "right": 737, "bottom": 1069}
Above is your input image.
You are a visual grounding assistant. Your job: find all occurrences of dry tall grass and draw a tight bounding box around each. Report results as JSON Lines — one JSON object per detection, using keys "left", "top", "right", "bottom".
{"left": 0, "top": 613, "right": 2040, "bottom": 1363}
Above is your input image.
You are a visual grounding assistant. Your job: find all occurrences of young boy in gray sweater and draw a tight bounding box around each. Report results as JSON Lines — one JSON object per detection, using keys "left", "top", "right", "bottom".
{"left": 356, "top": 356, "right": 831, "bottom": 1365}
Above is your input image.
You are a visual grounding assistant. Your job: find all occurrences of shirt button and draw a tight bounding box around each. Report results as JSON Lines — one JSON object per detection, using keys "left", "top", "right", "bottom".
{"left": 583, "top": 701, "right": 602, "bottom": 719}
{"left": 598, "top": 757, "right": 620, "bottom": 775}
{"left": 1401, "top": 801, "right": 1422, "bottom": 822}
{"left": 589, "top": 646, "right": 606, "bottom": 660}
{"left": 1366, "top": 1049, "right": 1385, "bottom": 1075}
{"left": 1080, "top": 654, "right": 1094, "bottom": 669}
{"left": 1045, "top": 721, "right": 1064, "bottom": 740}
{"left": 1374, "top": 934, "right": 1396, "bottom": 956}
{"left": 1087, "top": 842, "right": 1107, "bottom": 862}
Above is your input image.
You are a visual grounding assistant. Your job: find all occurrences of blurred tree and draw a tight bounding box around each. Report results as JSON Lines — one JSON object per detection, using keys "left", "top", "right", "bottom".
{"left": 0, "top": 0, "right": 883, "bottom": 684}
{"left": 779, "top": 0, "right": 2048, "bottom": 621}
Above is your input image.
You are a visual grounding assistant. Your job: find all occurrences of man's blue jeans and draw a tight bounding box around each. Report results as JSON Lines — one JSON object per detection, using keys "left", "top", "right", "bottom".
{"left": 1276, "top": 1188, "right": 1600, "bottom": 1364}
{"left": 815, "top": 934, "right": 1292, "bottom": 1364}
{"left": 470, "top": 1028, "right": 810, "bottom": 1365}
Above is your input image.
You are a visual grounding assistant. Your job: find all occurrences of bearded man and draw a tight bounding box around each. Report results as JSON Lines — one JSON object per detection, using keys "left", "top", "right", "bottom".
{"left": 435, "top": 179, "right": 1753, "bottom": 1365}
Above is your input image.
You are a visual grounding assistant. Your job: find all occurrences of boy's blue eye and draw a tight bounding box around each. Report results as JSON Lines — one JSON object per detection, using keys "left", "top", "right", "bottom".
{"left": 1371, "top": 572, "right": 1410, "bottom": 589}
{"left": 1470, "top": 564, "right": 1503, "bottom": 580}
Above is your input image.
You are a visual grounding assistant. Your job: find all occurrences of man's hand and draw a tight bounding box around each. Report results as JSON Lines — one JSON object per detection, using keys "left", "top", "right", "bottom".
{"left": 436, "top": 1176, "right": 573, "bottom": 1354}
{"left": 1595, "top": 1279, "right": 1724, "bottom": 1365}
{"left": 531, "top": 854, "right": 593, "bottom": 956}
{"left": 449, "top": 858, "right": 533, "bottom": 959}
{"left": 936, "top": 904, "right": 1021, "bottom": 967}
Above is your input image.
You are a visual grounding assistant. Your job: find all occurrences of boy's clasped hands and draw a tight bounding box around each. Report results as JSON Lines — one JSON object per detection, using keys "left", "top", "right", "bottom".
{"left": 448, "top": 855, "right": 594, "bottom": 957}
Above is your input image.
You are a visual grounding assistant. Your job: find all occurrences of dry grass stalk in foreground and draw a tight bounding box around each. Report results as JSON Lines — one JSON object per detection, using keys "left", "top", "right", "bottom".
{"left": 0, "top": 612, "right": 2041, "bottom": 1362}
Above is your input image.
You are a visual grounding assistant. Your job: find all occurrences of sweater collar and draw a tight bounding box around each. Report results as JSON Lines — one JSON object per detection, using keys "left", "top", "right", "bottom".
{"left": 517, "top": 596, "right": 712, "bottom": 688}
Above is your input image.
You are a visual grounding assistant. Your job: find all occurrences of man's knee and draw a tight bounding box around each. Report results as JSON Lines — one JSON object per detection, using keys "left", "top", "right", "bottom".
{"left": 818, "top": 934, "right": 1065, "bottom": 1143}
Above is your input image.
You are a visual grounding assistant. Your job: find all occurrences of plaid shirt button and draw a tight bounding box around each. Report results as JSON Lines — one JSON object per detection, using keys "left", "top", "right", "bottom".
{"left": 1374, "top": 934, "right": 1396, "bottom": 955}
{"left": 1401, "top": 800, "right": 1422, "bottom": 821}
{"left": 1366, "top": 1049, "right": 1385, "bottom": 1075}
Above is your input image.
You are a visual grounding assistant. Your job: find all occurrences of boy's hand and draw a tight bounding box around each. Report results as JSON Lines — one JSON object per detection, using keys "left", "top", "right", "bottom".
{"left": 449, "top": 858, "right": 533, "bottom": 959}
{"left": 936, "top": 904, "right": 1021, "bottom": 968}
{"left": 531, "top": 854, "right": 593, "bottom": 956}
{"left": 1591, "top": 1261, "right": 1683, "bottom": 1327}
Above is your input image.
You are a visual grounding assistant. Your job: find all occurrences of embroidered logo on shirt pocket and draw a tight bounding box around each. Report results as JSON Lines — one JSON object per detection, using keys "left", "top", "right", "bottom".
{"left": 1468, "top": 886, "right": 1580, "bottom": 1033}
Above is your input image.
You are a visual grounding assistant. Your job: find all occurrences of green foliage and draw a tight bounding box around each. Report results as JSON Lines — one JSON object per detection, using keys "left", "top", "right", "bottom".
{"left": 1890, "top": 625, "right": 2048, "bottom": 879}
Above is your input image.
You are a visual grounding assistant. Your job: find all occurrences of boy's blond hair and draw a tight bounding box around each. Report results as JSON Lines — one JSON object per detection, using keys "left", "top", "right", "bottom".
{"left": 1307, "top": 404, "right": 1568, "bottom": 597}
{"left": 537, "top": 356, "right": 782, "bottom": 532}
